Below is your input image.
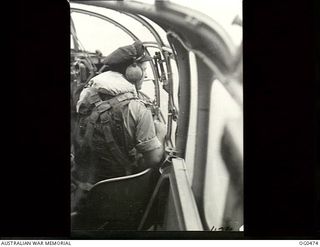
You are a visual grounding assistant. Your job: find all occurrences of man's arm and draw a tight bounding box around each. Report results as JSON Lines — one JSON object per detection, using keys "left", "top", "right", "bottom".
{"left": 139, "top": 120, "right": 167, "bottom": 168}
{"left": 132, "top": 99, "right": 167, "bottom": 168}
{"left": 142, "top": 146, "right": 164, "bottom": 168}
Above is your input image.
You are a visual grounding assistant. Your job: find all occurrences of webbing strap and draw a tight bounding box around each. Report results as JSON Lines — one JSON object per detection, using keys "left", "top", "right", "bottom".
{"left": 87, "top": 93, "right": 101, "bottom": 105}
{"left": 86, "top": 92, "right": 137, "bottom": 115}
{"left": 83, "top": 91, "right": 138, "bottom": 176}
{"left": 89, "top": 91, "right": 136, "bottom": 106}
{"left": 101, "top": 119, "right": 133, "bottom": 175}
{"left": 82, "top": 111, "right": 99, "bottom": 148}
{"left": 105, "top": 92, "right": 137, "bottom": 107}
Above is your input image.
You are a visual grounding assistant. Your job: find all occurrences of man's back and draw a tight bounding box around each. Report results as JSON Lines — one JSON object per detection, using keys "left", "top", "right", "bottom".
{"left": 72, "top": 89, "right": 161, "bottom": 182}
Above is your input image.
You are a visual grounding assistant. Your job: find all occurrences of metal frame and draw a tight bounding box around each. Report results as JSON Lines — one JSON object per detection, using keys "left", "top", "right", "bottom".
{"left": 74, "top": 1, "right": 235, "bottom": 75}
{"left": 121, "top": 12, "right": 165, "bottom": 47}
{"left": 167, "top": 35, "right": 191, "bottom": 158}
{"left": 138, "top": 159, "right": 203, "bottom": 230}
{"left": 71, "top": 8, "right": 139, "bottom": 41}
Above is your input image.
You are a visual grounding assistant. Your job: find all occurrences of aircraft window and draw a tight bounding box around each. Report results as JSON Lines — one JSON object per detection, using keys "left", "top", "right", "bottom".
{"left": 71, "top": 12, "right": 134, "bottom": 55}
{"left": 171, "top": 59, "right": 179, "bottom": 108}
{"left": 184, "top": 52, "right": 198, "bottom": 182}
{"left": 170, "top": 57, "right": 179, "bottom": 146}
{"left": 71, "top": 3, "right": 158, "bottom": 45}
{"left": 139, "top": 61, "right": 156, "bottom": 102}
{"left": 70, "top": 34, "right": 74, "bottom": 50}
{"left": 159, "top": 78, "right": 169, "bottom": 124}
{"left": 138, "top": 15, "right": 170, "bottom": 46}
{"left": 203, "top": 79, "right": 243, "bottom": 231}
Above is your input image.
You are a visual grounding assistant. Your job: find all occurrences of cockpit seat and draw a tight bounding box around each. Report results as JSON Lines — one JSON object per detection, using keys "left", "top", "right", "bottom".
{"left": 71, "top": 168, "right": 158, "bottom": 230}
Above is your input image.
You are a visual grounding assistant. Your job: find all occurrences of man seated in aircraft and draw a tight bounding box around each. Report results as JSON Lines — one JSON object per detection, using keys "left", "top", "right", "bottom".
{"left": 71, "top": 41, "right": 166, "bottom": 212}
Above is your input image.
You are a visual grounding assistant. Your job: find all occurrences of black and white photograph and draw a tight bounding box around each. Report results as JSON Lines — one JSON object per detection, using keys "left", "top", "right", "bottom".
{"left": 70, "top": 0, "right": 243, "bottom": 234}
{"left": 6, "top": 0, "right": 319, "bottom": 243}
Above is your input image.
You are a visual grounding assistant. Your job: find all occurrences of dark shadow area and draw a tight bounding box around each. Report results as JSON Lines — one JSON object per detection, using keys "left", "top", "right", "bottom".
{"left": 314, "top": 0, "right": 320, "bottom": 236}
{"left": 3, "top": 1, "right": 71, "bottom": 237}
{"left": 244, "top": 0, "right": 319, "bottom": 239}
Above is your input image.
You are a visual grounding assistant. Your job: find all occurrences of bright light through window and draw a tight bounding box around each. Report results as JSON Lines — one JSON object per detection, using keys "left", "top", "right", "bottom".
{"left": 170, "top": 0, "right": 242, "bottom": 47}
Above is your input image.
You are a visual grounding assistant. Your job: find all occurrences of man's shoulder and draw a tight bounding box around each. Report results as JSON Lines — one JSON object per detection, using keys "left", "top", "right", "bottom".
{"left": 127, "top": 99, "right": 154, "bottom": 122}
{"left": 128, "top": 99, "right": 149, "bottom": 111}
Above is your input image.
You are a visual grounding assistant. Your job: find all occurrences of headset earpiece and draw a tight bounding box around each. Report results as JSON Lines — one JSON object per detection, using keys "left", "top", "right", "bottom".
{"left": 125, "top": 58, "right": 144, "bottom": 83}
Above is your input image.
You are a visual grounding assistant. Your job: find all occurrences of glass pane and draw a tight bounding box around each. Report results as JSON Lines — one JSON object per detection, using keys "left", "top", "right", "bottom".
{"left": 70, "top": 34, "right": 74, "bottom": 49}
{"left": 139, "top": 15, "right": 170, "bottom": 46}
{"left": 71, "top": 2, "right": 157, "bottom": 44}
{"left": 185, "top": 52, "right": 198, "bottom": 182}
{"left": 170, "top": 58, "right": 179, "bottom": 146}
{"left": 139, "top": 60, "right": 156, "bottom": 102}
{"left": 204, "top": 79, "right": 243, "bottom": 231}
{"left": 71, "top": 11, "right": 134, "bottom": 55}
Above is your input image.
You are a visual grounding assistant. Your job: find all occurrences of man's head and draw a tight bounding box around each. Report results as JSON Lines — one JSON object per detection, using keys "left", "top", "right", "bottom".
{"left": 103, "top": 41, "right": 151, "bottom": 86}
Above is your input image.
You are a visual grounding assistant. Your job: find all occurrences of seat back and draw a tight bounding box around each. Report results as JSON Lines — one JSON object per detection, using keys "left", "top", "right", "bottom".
{"left": 72, "top": 168, "right": 158, "bottom": 230}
